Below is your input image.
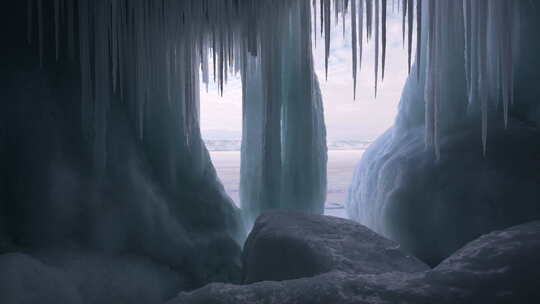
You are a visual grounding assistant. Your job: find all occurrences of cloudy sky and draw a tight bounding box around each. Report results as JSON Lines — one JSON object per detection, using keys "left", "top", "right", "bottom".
{"left": 200, "top": 10, "right": 410, "bottom": 141}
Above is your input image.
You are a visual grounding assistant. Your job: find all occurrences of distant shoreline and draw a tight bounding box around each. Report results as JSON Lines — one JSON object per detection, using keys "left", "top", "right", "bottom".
{"left": 204, "top": 139, "right": 372, "bottom": 152}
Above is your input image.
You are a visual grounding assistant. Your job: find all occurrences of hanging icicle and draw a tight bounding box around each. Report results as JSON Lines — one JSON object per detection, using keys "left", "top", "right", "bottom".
{"left": 374, "top": 0, "right": 380, "bottom": 97}
{"left": 351, "top": 0, "right": 358, "bottom": 98}
{"left": 37, "top": 0, "right": 43, "bottom": 67}
{"left": 382, "top": 0, "right": 387, "bottom": 80}
{"left": 407, "top": 0, "right": 413, "bottom": 73}
{"left": 29, "top": 0, "right": 520, "bottom": 161}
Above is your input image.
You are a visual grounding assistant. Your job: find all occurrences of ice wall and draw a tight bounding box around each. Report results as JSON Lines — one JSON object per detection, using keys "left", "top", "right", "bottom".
{"left": 1, "top": 1, "right": 247, "bottom": 301}
{"left": 3, "top": 1, "right": 329, "bottom": 301}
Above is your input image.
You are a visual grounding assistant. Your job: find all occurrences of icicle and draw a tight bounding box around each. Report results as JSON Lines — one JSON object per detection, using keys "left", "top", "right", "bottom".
{"left": 31, "top": 0, "right": 521, "bottom": 161}
{"left": 37, "top": 0, "right": 43, "bottom": 67}
{"left": 324, "top": 0, "right": 331, "bottom": 80}
{"left": 111, "top": 0, "right": 118, "bottom": 92}
{"left": 67, "top": 0, "right": 75, "bottom": 60}
{"left": 320, "top": 0, "right": 324, "bottom": 36}
{"left": 463, "top": 0, "right": 472, "bottom": 98}
{"left": 402, "top": 0, "right": 407, "bottom": 47}
{"left": 359, "top": 0, "right": 364, "bottom": 70}
{"left": 351, "top": 0, "right": 358, "bottom": 98}
{"left": 342, "top": 0, "right": 347, "bottom": 39}
{"left": 366, "top": 0, "right": 372, "bottom": 40}
{"left": 93, "top": 0, "right": 111, "bottom": 174}
{"left": 478, "top": 0, "right": 488, "bottom": 156}
{"left": 374, "top": 0, "right": 379, "bottom": 97}
{"left": 78, "top": 0, "right": 91, "bottom": 136}
{"left": 381, "top": 0, "right": 387, "bottom": 80}
{"left": 27, "top": 0, "right": 33, "bottom": 44}
{"left": 55, "top": 0, "right": 60, "bottom": 60}
{"left": 407, "top": 0, "right": 413, "bottom": 73}
{"left": 416, "top": 0, "right": 422, "bottom": 79}
{"left": 313, "top": 0, "right": 317, "bottom": 48}
{"left": 424, "top": 0, "right": 436, "bottom": 151}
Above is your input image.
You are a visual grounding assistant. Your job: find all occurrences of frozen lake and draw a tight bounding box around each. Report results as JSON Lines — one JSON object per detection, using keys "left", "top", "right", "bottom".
{"left": 209, "top": 150, "right": 365, "bottom": 218}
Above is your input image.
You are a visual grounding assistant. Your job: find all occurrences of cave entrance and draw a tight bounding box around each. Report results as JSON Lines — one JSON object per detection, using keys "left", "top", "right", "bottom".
{"left": 200, "top": 7, "right": 407, "bottom": 219}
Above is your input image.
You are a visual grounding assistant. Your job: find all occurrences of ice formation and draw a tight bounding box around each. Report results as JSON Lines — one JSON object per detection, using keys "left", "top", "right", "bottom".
{"left": 240, "top": 1, "right": 327, "bottom": 227}
{"left": 0, "top": 0, "right": 531, "bottom": 302}
{"left": 328, "top": 0, "right": 519, "bottom": 156}
{"left": 346, "top": 1, "right": 535, "bottom": 265}
{"left": 25, "top": 1, "right": 520, "bottom": 228}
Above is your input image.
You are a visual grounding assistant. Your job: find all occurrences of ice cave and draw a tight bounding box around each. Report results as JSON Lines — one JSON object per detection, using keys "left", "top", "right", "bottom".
{"left": 1, "top": 0, "right": 540, "bottom": 303}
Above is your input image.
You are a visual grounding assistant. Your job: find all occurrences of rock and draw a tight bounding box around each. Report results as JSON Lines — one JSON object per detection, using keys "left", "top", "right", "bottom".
{"left": 242, "top": 211, "right": 429, "bottom": 284}
{"left": 170, "top": 218, "right": 540, "bottom": 304}
{"left": 168, "top": 271, "right": 438, "bottom": 304}
{"left": 429, "top": 220, "right": 540, "bottom": 302}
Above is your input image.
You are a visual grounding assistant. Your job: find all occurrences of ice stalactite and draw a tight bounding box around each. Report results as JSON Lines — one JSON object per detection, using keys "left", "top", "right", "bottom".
{"left": 351, "top": 0, "right": 358, "bottom": 98}
{"left": 26, "top": 0, "right": 521, "bottom": 224}
{"left": 374, "top": 0, "right": 380, "bottom": 97}
{"left": 37, "top": 0, "right": 43, "bottom": 67}
{"left": 240, "top": 55, "right": 265, "bottom": 227}
{"left": 240, "top": 1, "right": 327, "bottom": 228}
{"left": 366, "top": 0, "right": 373, "bottom": 40}
{"left": 416, "top": 0, "right": 422, "bottom": 78}
{"left": 423, "top": 0, "right": 518, "bottom": 155}
{"left": 324, "top": 0, "right": 331, "bottom": 80}
{"left": 402, "top": 0, "right": 407, "bottom": 46}
{"left": 422, "top": 0, "right": 518, "bottom": 156}
{"left": 407, "top": 0, "right": 414, "bottom": 73}
{"left": 358, "top": 0, "right": 364, "bottom": 72}
{"left": 314, "top": 0, "right": 518, "bottom": 155}
{"left": 381, "top": 0, "right": 387, "bottom": 80}
{"left": 27, "top": 0, "right": 32, "bottom": 44}
{"left": 281, "top": 0, "right": 327, "bottom": 217}
{"left": 54, "top": 0, "right": 59, "bottom": 60}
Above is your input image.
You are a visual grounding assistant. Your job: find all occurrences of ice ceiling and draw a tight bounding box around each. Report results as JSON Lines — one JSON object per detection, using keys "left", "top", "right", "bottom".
{"left": 28, "top": 0, "right": 519, "bottom": 158}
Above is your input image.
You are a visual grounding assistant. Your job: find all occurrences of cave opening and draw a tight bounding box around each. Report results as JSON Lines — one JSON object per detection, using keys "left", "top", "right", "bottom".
{"left": 2, "top": 1, "right": 539, "bottom": 303}
{"left": 201, "top": 5, "right": 409, "bottom": 220}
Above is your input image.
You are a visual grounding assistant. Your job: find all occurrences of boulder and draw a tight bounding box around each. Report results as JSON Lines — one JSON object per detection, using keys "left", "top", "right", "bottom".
{"left": 170, "top": 216, "right": 540, "bottom": 304}
{"left": 242, "top": 211, "right": 429, "bottom": 283}
{"left": 430, "top": 220, "right": 540, "bottom": 302}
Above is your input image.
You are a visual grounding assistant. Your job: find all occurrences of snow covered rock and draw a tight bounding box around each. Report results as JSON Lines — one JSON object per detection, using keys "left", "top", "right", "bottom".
{"left": 430, "top": 220, "right": 540, "bottom": 302}
{"left": 167, "top": 221, "right": 540, "bottom": 304}
{"left": 242, "top": 211, "right": 429, "bottom": 283}
{"left": 0, "top": 253, "right": 82, "bottom": 304}
{"left": 168, "top": 271, "right": 436, "bottom": 304}
{"left": 0, "top": 251, "right": 189, "bottom": 304}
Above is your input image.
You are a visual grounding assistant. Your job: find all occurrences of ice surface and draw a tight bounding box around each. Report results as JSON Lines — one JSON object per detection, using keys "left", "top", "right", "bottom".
{"left": 346, "top": 1, "right": 539, "bottom": 268}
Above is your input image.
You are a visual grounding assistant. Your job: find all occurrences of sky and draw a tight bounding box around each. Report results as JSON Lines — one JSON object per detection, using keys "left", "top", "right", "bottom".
{"left": 200, "top": 9, "right": 410, "bottom": 142}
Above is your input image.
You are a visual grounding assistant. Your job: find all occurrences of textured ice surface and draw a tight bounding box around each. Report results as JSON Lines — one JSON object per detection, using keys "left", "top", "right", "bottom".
{"left": 347, "top": 1, "right": 540, "bottom": 266}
